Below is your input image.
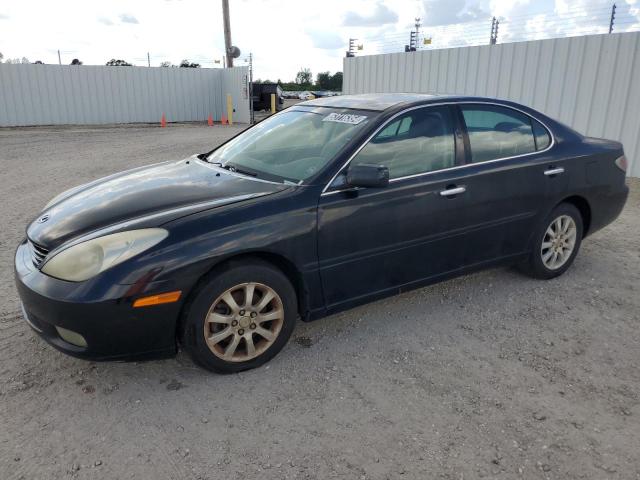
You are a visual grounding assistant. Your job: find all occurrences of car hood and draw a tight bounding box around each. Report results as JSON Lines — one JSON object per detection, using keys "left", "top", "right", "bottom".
{"left": 27, "top": 156, "right": 287, "bottom": 249}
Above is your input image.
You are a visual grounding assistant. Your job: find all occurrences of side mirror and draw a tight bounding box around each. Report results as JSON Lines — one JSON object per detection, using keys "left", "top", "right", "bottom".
{"left": 347, "top": 164, "right": 389, "bottom": 188}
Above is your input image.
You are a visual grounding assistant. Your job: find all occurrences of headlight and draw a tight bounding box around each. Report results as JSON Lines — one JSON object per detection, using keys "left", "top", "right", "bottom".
{"left": 41, "top": 229, "right": 168, "bottom": 282}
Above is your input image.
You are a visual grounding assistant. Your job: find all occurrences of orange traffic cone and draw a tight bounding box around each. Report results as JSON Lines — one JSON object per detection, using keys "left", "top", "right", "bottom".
{"left": 160, "top": 113, "right": 167, "bottom": 128}
{"left": 221, "top": 114, "right": 227, "bottom": 125}
{"left": 207, "top": 114, "right": 213, "bottom": 126}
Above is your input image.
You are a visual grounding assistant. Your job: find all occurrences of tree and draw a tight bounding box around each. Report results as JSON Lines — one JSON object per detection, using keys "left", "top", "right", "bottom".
{"left": 106, "top": 59, "right": 132, "bottom": 66}
{"left": 295, "top": 68, "right": 312, "bottom": 86}
{"left": 70, "top": 58, "right": 82, "bottom": 65}
{"left": 34, "top": 60, "right": 44, "bottom": 64}
{"left": 179, "top": 60, "right": 200, "bottom": 68}
{"left": 0, "top": 52, "right": 3, "bottom": 63}
{"left": 4, "top": 57, "right": 30, "bottom": 64}
{"left": 316, "top": 71, "right": 331, "bottom": 90}
{"left": 330, "top": 71, "right": 343, "bottom": 91}
{"left": 160, "top": 61, "right": 172, "bottom": 67}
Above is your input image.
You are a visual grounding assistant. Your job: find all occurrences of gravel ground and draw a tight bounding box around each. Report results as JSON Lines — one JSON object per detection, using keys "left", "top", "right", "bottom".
{"left": 0, "top": 125, "right": 639, "bottom": 480}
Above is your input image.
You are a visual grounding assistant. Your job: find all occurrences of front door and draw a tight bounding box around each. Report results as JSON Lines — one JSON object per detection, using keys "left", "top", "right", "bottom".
{"left": 317, "top": 105, "right": 471, "bottom": 311}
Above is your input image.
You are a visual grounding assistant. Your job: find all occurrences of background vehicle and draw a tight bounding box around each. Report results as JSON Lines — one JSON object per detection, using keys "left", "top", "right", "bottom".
{"left": 15, "top": 94, "right": 629, "bottom": 373}
{"left": 282, "top": 91, "right": 301, "bottom": 99}
{"left": 298, "top": 91, "right": 315, "bottom": 100}
{"left": 252, "top": 82, "right": 284, "bottom": 111}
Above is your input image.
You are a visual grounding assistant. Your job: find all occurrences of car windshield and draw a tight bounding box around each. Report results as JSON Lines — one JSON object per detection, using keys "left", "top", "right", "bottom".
{"left": 207, "top": 108, "right": 374, "bottom": 183}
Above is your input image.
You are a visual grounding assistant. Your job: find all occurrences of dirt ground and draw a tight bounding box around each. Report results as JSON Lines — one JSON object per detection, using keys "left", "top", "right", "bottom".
{"left": 1, "top": 124, "right": 638, "bottom": 480}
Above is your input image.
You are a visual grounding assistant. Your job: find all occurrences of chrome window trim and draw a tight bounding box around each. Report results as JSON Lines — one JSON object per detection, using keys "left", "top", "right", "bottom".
{"left": 320, "top": 100, "right": 555, "bottom": 197}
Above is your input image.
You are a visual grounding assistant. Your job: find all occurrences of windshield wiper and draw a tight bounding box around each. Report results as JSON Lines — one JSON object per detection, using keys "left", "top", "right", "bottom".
{"left": 223, "top": 164, "right": 258, "bottom": 177}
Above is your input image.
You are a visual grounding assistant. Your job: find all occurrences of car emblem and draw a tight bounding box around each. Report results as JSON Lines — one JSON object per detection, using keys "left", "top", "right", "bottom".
{"left": 37, "top": 214, "right": 50, "bottom": 224}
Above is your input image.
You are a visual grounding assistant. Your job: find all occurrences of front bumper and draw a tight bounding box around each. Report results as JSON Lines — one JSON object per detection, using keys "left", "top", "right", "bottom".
{"left": 15, "top": 240, "right": 184, "bottom": 361}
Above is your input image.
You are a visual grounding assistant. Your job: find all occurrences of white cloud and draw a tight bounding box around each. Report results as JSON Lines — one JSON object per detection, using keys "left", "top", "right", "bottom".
{"left": 422, "top": 0, "right": 488, "bottom": 26}
{"left": 119, "top": 13, "right": 139, "bottom": 24}
{"left": 343, "top": 2, "right": 399, "bottom": 27}
{"left": 306, "top": 30, "right": 345, "bottom": 50}
{"left": 490, "top": 0, "right": 531, "bottom": 18}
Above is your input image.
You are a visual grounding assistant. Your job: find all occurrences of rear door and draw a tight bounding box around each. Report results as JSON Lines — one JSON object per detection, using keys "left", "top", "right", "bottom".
{"left": 455, "top": 103, "right": 558, "bottom": 266}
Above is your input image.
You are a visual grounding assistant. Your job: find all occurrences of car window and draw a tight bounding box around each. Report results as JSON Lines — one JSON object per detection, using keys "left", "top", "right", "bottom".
{"left": 350, "top": 106, "right": 456, "bottom": 179}
{"left": 532, "top": 119, "right": 551, "bottom": 150}
{"left": 208, "top": 108, "right": 373, "bottom": 183}
{"left": 256, "top": 113, "right": 325, "bottom": 150}
{"left": 397, "top": 117, "right": 412, "bottom": 135}
{"left": 377, "top": 119, "right": 400, "bottom": 139}
{"left": 461, "top": 105, "right": 538, "bottom": 162}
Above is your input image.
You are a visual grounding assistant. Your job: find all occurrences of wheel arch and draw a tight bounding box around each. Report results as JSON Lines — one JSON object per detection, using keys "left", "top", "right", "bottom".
{"left": 177, "top": 251, "right": 309, "bottom": 339}
{"left": 559, "top": 195, "right": 591, "bottom": 237}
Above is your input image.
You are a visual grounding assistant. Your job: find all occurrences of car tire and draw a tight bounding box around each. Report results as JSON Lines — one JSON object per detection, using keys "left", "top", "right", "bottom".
{"left": 520, "top": 203, "right": 583, "bottom": 280}
{"left": 179, "top": 260, "right": 297, "bottom": 373}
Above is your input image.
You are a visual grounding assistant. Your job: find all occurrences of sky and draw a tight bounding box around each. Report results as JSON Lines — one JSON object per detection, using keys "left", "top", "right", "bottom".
{"left": 0, "top": 0, "right": 638, "bottom": 82}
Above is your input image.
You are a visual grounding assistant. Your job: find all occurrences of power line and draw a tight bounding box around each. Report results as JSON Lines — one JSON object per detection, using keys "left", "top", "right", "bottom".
{"left": 350, "top": 2, "right": 640, "bottom": 56}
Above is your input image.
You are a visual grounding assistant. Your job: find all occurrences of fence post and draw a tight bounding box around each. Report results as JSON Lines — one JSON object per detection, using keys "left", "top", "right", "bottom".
{"left": 226, "top": 94, "right": 233, "bottom": 125}
{"left": 270, "top": 94, "right": 276, "bottom": 114}
{"left": 489, "top": 17, "right": 499, "bottom": 45}
{"left": 609, "top": 3, "right": 616, "bottom": 34}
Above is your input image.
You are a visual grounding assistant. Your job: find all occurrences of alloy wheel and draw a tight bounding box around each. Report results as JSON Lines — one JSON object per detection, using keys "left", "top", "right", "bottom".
{"left": 203, "top": 282, "right": 284, "bottom": 362}
{"left": 541, "top": 214, "right": 577, "bottom": 270}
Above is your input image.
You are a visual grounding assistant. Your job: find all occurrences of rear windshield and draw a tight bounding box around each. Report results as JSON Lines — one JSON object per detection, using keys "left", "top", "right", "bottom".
{"left": 207, "top": 107, "right": 375, "bottom": 183}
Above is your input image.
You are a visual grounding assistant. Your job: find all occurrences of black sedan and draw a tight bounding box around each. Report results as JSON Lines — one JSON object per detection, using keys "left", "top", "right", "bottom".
{"left": 15, "top": 94, "right": 629, "bottom": 373}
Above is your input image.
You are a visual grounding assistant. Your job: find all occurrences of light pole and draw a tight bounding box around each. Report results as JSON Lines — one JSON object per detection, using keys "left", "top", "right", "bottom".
{"left": 222, "top": 0, "right": 233, "bottom": 67}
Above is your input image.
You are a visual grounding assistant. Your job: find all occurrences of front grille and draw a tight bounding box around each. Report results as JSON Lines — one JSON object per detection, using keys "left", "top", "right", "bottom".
{"left": 28, "top": 240, "right": 49, "bottom": 268}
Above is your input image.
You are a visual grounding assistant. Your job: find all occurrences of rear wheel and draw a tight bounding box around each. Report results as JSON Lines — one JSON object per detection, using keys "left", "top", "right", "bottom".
{"left": 180, "top": 261, "right": 297, "bottom": 373}
{"left": 520, "top": 203, "right": 583, "bottom": 279}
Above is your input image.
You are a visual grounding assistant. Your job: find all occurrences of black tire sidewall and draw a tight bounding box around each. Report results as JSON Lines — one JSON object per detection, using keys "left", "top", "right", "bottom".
{"left": 529, "top": 203, "right": 583, "bottom": 279}
{"left": 180, "top": 262, "right": 297, "bottom": 373}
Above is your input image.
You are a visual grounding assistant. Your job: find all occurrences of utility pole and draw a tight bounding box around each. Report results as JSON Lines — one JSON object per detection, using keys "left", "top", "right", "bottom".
{"left": 609, "top": 3, "right": 616, "bottom": 34}
{"left": 147, "top": 52, "right": 151, "bottom": 67}
{"left": 248, "top": 53, "right": 254, "bottom": 124}
{"left": 57, "top": 49, "right": 61, "bottom": 65}
{"left": 222, "top": 0, "right": 233, "bottom": 67}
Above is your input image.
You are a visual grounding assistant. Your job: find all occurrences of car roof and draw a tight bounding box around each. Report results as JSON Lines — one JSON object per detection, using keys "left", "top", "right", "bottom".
{"left": 298, "top": 93, "right": 513, "bottom": 112}
{"left": 298, "top": 93, "right": 455, "bottom": 111}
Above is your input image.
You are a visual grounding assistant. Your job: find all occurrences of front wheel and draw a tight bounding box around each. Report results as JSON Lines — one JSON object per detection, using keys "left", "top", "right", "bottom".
{"left": 520, "top": 203, "right": 583, "bottom": 279}
{"left": 180, "top": 261, "right": 297, "bottom": 373}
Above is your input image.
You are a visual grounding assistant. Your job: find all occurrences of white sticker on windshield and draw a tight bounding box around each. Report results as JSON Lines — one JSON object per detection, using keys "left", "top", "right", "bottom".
{"left": 322, "top": 112, "right": 368, "bottom": 125}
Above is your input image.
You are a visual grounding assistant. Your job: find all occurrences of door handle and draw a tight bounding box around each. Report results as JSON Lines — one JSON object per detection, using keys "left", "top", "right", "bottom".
{"left": 439, "top": 186, "right": 466, "bottom": 197}
{"left": 544, "top": 167, "right": 565, "bottom": 176}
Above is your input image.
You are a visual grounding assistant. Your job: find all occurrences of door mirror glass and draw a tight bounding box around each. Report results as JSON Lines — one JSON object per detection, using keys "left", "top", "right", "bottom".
{"left": 347, "top": 164, "right": 389, "bottom": 188}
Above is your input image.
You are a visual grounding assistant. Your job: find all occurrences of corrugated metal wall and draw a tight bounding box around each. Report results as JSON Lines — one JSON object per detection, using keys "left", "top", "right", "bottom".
{"left": 344, "top": 32, "right": 640, "bottom": 177}
{"left": 0, "top": 64, "right": 250, "bottom": 126}
{"left": 220, "top": 66, "right": 251, "bottom": 124}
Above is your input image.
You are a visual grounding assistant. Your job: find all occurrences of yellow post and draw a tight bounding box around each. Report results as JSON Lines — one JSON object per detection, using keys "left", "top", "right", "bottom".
{"left": 270, "top": 93, "right": 276, "bottom": 114}
{"left": 226, "top": 94, "right": 233, "bottom": 125}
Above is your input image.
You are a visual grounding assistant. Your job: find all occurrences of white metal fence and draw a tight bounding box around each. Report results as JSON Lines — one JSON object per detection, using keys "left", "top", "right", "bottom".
{"left": 0, "top": 64, "right": 250, "bottom": 126}
{"left": 343, "top": 31, "right": 640, "bottom": 178}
